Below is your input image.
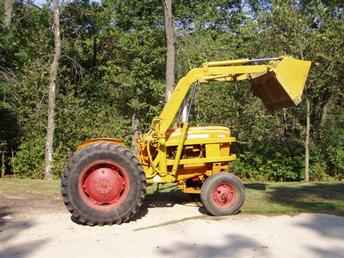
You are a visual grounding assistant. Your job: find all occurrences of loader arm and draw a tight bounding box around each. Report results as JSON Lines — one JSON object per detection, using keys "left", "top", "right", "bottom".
{"left": 155, "top": 56, "right": 311, "bottom": 137}
{"left": 138, "top": 56, "right": 311, "bottom": 183}
{"left": 61, "top": 56, "right": 312, "bottom": 224}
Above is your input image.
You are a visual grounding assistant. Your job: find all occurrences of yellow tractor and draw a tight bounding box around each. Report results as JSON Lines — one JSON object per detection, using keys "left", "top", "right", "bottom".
{"left": 61, "top": 56, "right": 311, "bottom": 225}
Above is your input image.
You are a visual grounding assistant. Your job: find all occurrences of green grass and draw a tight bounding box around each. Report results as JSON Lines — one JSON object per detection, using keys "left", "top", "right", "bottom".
{"left": 0, "top": 178, "right": 343, "bottom": 216}
{"left": 243, "top": 182, "right": 344, "bottom": 216}
{"left": 0, "top": 178, "right": 60, "bottom": 196}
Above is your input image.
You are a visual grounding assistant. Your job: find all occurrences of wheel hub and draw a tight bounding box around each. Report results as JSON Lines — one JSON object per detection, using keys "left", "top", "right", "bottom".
{"left": 82, "top": 166, "right": 126, "bottom": 205}
{"left": 212, "top": 183, "right": 234, "bottom": 207}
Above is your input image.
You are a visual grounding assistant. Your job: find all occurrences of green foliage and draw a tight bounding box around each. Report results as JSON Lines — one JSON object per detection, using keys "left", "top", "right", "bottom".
{"left": 1, "top": 0, "right": 344, "bottom": 181}
{"left": 12, "top": 136, "right": 45, "bottom": 178}
{"left": 311, "top": 162, "right": 328, "bottom": 181}
{"left": 233, "top": 139, "right": 304, "bottom": 181}
{"left": 322, "top": 113, "right": 344, "bottom": 179}
{"left": 0, "top": 102, "right": 20, "bottom": 148}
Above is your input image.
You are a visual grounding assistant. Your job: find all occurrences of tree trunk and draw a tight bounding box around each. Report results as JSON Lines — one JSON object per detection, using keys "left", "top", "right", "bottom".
{"left": 4, "top": 0, "right": 14, "bottom": 27}
{"left": 163, "top": 0, "right": 175, "bottom": 102}
{"left": 282, "top": 108, "right": 288, "bottom": 138}
{"left": 44, "top": 0, "right": 61, "bottom": 180}
{"left": 1, "top": 151, "right": 5, "bottom": 177}
{"left": 304, "top": 97, "right": 310, "bottom": 182}
{"left": 92, "top": 36, "right": 97, "bottom": 67}
{"left": 131, "top": 113, "right": 139, "bottom": 155}
{"left": 320, "top": 96, "right": 331, "bottom": 128}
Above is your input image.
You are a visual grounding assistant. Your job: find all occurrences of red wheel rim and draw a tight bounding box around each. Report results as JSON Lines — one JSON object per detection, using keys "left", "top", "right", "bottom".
{"left": 79, "top": 160, "right": 129, "bottom": 211}
{"left": 212, "top": 183, "right": 236, "bottom": 208}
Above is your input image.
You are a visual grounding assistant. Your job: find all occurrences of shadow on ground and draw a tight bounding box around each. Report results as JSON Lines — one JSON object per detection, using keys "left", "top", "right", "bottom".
{"left": 246, "top": 182, "right": 344, "bottom": 216}
{"left": 131, "top": 187, "right": 204, "bottom": 225}
{"left": 71, "top": 186, "right": 201, "bottom": 226}
{"left": 157, "top": 233, "right": 269, "bottom": 258}
{"left": 244, "top": 183, "right": 267, "bottom": 191}
{"left": 297, "top": 213, "right": 344, "bottom": 239}
{"left": 308, "top": 246, "right": 344, "bottom": 258}
{"left": 0, "top": 206, "right": 48, "bottom": 258}
{"left": 297, "top": 214, "right": 344, "bottom": 258}
{"left": 246, "top": 182, "right": 344, "bottom": 258}
{"left": 147, "top": 182, "right": 344, "bottom": 216}
{"left": 144, "top": 185, "right": 201, "bottom": 208}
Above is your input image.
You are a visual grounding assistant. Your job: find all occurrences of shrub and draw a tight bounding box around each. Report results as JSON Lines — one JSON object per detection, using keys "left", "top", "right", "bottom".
{"left": 12, "top": 136, "right": 45, "bottom": 178}
{"left": 322, "top": 113, "right": 344, "bottom": 179}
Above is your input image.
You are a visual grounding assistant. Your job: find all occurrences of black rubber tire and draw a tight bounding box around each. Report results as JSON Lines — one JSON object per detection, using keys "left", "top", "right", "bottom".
{"left": 201, "top": 173, "right": 245, "bottom": 216}
{"left": 61, "top": 143, "right": 146, "bottom": 226}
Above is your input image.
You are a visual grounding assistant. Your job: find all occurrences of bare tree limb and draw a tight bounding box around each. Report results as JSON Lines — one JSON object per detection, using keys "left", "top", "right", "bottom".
{"left": 44, "top": 0, "right": 61, "bottom": 180}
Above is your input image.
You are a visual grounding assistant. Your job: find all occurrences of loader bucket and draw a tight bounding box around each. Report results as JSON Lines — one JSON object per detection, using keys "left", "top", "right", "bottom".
{"left": 251, "top": 57, "right": 311, "bottom": 110}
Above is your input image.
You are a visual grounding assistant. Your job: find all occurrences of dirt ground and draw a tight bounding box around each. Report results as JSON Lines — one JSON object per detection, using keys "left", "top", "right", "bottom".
{"left": 1, "top": 194, "right": 344, "bottom": 258}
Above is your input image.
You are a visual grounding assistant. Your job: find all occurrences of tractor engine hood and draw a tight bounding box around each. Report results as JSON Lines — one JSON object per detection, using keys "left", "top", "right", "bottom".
{"left": 166, "top": 126, "right": 235, "bottom": 146}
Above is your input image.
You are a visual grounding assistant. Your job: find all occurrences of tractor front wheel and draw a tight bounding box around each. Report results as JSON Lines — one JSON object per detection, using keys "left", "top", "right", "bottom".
{"left": 201, "top": 173, "right": 245, "bottom": 216}
{"left": 61, "top": 143, "right": 146, "bottom": 225}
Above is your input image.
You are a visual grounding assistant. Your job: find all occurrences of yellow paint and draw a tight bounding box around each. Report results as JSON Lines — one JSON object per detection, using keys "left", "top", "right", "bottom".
{"left": 77, "top": 138, "right": 123, "bottom": 151}
{"left": 171, "top": 123, "right": 189, "bottom": 175}
{"left": 274, "top": 57, "right": 311, "bottom": 105}
{"left": 251, "top": 57, "right": 311, "bottom": 110}
{"left": 76, "top": 56, "right": 311, "bottom": 193}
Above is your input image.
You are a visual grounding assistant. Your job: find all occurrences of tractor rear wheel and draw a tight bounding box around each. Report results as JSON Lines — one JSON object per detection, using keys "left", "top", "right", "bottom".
{"left": 61, "top": 143, "right": 146, "bottom": 225}
{"left": 201, "top": 173, "right": 245, "bottom": 216}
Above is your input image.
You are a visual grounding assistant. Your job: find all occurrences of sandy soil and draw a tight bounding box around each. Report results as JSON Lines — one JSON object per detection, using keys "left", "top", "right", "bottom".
{"left": 1, "top": 202, "right": 344, "bottom": 258}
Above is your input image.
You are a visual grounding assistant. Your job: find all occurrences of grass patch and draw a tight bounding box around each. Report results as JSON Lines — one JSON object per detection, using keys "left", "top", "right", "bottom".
{"left": 243, "top": 182, "right": 344, "bottom": 216}
{"left": 0, "top": 178, "right": 343, "bottom": 216}
{"left": 0, "top": 178, "right": 60, "bottom": 197}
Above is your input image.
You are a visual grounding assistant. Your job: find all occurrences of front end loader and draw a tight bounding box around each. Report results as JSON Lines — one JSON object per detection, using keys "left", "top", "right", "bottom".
{"left": 61, "top": 56, "right": 311, "bottom": 225}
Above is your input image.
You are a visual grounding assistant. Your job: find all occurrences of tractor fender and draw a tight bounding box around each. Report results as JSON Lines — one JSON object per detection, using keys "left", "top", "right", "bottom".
{"left": 76, "top": 138, "right": 123, "bottom": 151}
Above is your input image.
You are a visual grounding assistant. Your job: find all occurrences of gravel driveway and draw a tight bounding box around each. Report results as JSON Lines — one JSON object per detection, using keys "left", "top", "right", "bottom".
{"left": 1, "top": 204, "right": 344, "bottom": 258}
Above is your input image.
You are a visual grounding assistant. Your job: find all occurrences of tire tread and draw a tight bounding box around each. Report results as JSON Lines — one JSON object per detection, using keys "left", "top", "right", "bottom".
{"left": 61, "top": 143, "right": 146, "bottom": 226}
